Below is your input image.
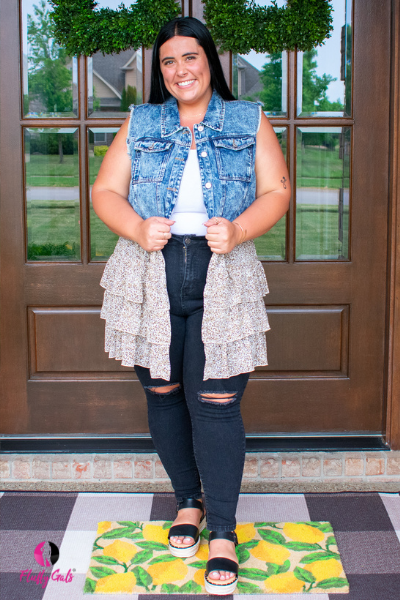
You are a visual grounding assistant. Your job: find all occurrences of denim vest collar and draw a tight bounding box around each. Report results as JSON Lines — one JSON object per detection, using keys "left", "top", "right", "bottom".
{"left": 161, "top": 89, "right": 224, "bottom": 137}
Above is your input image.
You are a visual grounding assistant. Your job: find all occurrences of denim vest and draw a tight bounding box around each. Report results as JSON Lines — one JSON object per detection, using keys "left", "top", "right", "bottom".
{"left": 100, "top": 91, "right": 270, "bottom": 381}
{"left": 126, "top": 90, "right": 261, "bottom": 222}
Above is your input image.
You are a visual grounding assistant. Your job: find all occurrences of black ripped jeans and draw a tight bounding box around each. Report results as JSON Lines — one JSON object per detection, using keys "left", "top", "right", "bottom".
{"left": 135, "top": 234, "right": 249, "bottom": 531}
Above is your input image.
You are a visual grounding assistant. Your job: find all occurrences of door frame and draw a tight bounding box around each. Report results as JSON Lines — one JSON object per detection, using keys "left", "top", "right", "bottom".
{"left": 386, "top": 0, "right": 400, "bottom": 450}
{"left": 1, "top": 0, "right": 400, "bottom": 449}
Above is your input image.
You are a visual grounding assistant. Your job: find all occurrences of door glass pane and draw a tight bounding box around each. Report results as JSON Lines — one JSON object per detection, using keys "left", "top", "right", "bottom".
{"left": 232, "top": 52, "right": 287, "bottom": 116}
{"left": 89, "top": 128, "right": 119, "bottom": 261}
{"left": 232, "top": 0, "right": 287, "bottom": 116}
{"left": 296, "top": 127, "right": 350, "bottom": 261}
{"left": 254, "top": 128, "right": 287, "bottom": 261}
{"left": 25, "top": 128, "right": 80, "bottom": 261}
{"left": 87, "top": 0, "right": 142, "bottom": 117}
{"left": 22, "top": 0, "right": 78, "bottom": 118}
{"left": 87, "top": 48, "right": 143, "bottom": 117}
{"left": 297, "top": 0, "right": 352, "bottom": 117}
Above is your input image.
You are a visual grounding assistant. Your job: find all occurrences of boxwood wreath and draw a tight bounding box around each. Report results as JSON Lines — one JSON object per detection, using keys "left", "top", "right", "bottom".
{"left": 49, "top": 0, "right": 333, "bottom": 56}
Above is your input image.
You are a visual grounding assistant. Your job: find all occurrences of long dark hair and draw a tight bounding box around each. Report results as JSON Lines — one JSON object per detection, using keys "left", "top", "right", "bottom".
{"left": 148, "top": 17, "right": 235, "bottom": 104}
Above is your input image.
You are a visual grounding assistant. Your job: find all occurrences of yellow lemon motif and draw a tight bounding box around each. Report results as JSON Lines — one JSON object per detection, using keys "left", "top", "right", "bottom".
{"left": 193, "top": 568, "right": 206, "bottom": 587}
{"left": 95, "top": 572, "right": 136, "bottom": 593}
{"left": 195, "top": 543, "right": 209, "bottom": 560}
{"left": 283, "top": 523, "right": 325, "bottom": 544}
{"left": 103, "top": 540, "right": 137, "bottom": 563}
{"left": 305, "top": 558, "right": 343, "bottom": 581}
{"left": 264, "top": 572, "right": 305, "bottom": 594}
{"left": 250, "top": 540, "right": 290, "bottom": 565}
{"left": 147, "top": 558, "right": 188, "bottom": 585}
{"left": 97, "top": 521, "right": 112, "bottom": 535}
{"left": 142, "top": 524, "right": 169, "bottom": 545}
{"left": 236, "top": 523, "right": 256, "bottom": 544}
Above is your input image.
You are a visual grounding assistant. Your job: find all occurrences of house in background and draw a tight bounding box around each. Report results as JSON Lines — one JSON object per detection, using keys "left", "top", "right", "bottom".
{"left": 89, "top": 48, "right": 142, "bottom": 116}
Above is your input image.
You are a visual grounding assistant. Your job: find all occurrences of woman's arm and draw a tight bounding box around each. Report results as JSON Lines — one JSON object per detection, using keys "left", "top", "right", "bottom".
{"left": 92, "top": 118, "right": 174, "bottom": 252}
{"left": 205, "top": 112, "right": 291, "bottom": 253}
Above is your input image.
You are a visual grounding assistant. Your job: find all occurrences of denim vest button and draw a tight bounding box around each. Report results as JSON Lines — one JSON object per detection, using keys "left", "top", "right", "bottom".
{"left": 201, "top": 151, "right": 207, "bottom": 157}
{"left": 205, "top": 182, "right": 212, "bottom": 189}
{"left": 198, "top": 125, "right": 204, "bottom": 132}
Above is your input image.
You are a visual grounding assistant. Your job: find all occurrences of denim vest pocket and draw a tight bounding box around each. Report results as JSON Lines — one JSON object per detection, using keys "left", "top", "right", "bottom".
{"left": 132, "top": 139, "right": 173, "bottom": 183}
{"left": 213, "top": 136, "right": 255, "bottom": 182}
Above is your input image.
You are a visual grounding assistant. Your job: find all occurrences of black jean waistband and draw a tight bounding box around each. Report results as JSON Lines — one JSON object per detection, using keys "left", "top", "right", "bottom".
{"left": 169, "top": 234, "right": 208, "bottom": 245}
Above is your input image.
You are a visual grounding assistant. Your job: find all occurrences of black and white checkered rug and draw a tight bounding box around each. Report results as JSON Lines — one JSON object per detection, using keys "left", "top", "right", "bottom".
{"left": 0, "top": 492, "right": 399, "bottom": 599}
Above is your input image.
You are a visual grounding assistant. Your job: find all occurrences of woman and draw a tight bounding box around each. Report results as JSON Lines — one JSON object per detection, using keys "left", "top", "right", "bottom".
{"left": 92, "top": 16, "right": 290, "bottom": 595}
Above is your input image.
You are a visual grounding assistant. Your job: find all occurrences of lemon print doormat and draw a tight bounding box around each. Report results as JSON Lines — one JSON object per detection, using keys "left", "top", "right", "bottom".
{"left": 84, "top": 521, "right": 349, "bottom": 594}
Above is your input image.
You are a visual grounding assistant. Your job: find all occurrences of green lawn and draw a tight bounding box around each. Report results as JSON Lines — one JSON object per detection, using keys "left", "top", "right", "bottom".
{"left": 27, "top": 201, "right": 348, "bottom": 262}
{"left": 27, "top": 200, "right": 80, "bottom": 260}
{"left": 26, "top": 147, "right": 349, "bottom": 189}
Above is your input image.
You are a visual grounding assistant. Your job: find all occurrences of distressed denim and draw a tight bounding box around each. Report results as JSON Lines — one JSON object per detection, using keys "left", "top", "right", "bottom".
{"left": 135, "top": 235, "right": 249, "bottom": 531}
{"left": 126, "top": 90, "right": 261, "bottom": 222}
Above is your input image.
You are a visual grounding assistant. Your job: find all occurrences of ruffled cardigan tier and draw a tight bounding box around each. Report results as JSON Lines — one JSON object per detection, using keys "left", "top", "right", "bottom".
{"left": 100, "top": 237, "right": 270, "bottom": 380}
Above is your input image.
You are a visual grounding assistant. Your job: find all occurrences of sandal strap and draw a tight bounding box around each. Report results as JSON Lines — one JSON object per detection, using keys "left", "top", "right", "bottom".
{"left": 209, "top": 530, "right": 238, "bottom": 546}
{"left": 205, "top": 557, "right": 239, "bottom": 577}
{"left": 177, "top": 498, "right": 203, "bottom": 512}
{"left": 168, "top": 523, "right": 200, "bottom": 541}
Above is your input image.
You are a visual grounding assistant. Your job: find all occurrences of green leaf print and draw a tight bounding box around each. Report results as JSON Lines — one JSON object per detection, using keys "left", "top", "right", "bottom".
{"left": 132, "top": 565, "right": 153, "bottom": 588}
{"left": 301, "top": 551, "right": 341, "bottom": 564}
{"left": 149, "top": 553, "right": 181, "bottom": 565}
{"left": 238, "top": 540, "right": 258, "bottom": 550}
{"left": 188, "top": 560, "right": 207, "bottom": 569}
{"left": 238, "top": 567, "right": 271, "bottom": 580}
{"left": 236, "top": 546, "right": 250, "bottom": 564}
{"left": 315, "top": 523, "right": 333, "bottom": 533}
{"left": 162, "top": 521, "right": 173, "bottom": 529}
{"left": 258, "top": 529, "right": 286, "bottom": 545}
{"left": 83, "top": 577, "right": 96, "bottom": 593}
{"left": 254, "top": 522, "right": 280, "bottom": 528}
{"left": 117, "top": 521, "right": 139, "bottom": 528}
{"left": 136, "top": 541, "right": 168, "bottom": 551}
{"left": 277, "top": 560, "right": 290, "bottom": 574}
{"left": 325, "top": 535, "right": 337, "bottom": 549}
{"left": 301, "top": 521, "right": 333, "bottom": 533}
{"left": 161, "top": 583, "right": 180, "bottom": 593}
{"left": 284, "top": 542, "right": 322, "bottom": 552}
{"left": 123, "top": 532, "right": 144, "bottom": 539}
{"left": 294, "top": 566, "right": 316, "bottom": 584}
{"left": 130, "top": 549, "right": 154, "bottom": 564}
{"left": 90, "top": 566, "right": 117, "bottom": 578}
{"left": 200, "top": 529, "right": 210, "bottom": 540}
{"left": 265, "top": 563, "right": 280, "bottom": 577}
{"left": 237, "top": 581, "right": 263, "bottom": 593}
{"left": 179, "top": 580, "right": 202, "bottom": 593}
{"left": 316, "top": 577, "right": 349, "bottom": 589}
{"left": 92, "top": 555, "right": 121, "bottom": 566}
{"left": 101, "top": 527, "right": 135, "bottom": 539}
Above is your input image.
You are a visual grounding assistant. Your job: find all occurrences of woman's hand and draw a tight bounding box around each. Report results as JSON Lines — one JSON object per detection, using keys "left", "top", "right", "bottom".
{"left": 204, "top": 217, "right": 242, "bottom": 254}
{"left": 135, "top": 216, "right": 175, "bottom": 252}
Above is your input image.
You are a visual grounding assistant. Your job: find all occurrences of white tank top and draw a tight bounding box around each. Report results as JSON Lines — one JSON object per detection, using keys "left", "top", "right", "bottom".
{"left": 170, "top": 149, "right": 208, "bottom": 236}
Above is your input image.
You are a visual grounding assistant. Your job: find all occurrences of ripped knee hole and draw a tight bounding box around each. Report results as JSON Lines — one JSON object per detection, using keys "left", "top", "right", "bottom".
{"left": 148, "top": 383, "right": 180, "bottom": 394}
{"left": 199, "top": 392, "right": 237, "bottom": 404}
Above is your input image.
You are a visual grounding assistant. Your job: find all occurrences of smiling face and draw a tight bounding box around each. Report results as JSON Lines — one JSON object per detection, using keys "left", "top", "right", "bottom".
{"left": 159, "top": 36, "right": 212, "bottom": 109}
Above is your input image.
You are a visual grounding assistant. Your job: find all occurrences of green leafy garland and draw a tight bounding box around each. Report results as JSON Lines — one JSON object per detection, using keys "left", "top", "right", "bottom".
{"left": 203, "top": 0, "right": 334, "bottom": 54}
{"left": 49, "top": 0, "right": 333, "bottom": 56}
{"left": 49, "top": 0, "right": 181, "bottom": 55}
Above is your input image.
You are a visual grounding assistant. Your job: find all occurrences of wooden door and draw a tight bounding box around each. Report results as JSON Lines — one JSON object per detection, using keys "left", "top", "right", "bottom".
{"left": 0, "top": 0, "right": 393, "bottom": 444}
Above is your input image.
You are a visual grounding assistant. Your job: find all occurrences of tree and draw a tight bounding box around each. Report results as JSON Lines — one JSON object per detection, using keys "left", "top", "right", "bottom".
{"left": 258, "top": 52, "right": 283, "bottom": 114}
{"left": 301, "top": 49, "right": 343, "bottom": 114}
{"left": 120, "top": 85, "right": 137, "bottom": 111}
{"left": 27, "top": 1, "right": 73, "bottom": 162}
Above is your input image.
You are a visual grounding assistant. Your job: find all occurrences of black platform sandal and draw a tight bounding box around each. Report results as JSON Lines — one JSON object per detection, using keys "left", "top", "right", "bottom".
{"left": 204, "top": 530, "right": 239, "bottom": 595}
{"left": 168, "top": 498, "right": 207, "bottom": 558}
